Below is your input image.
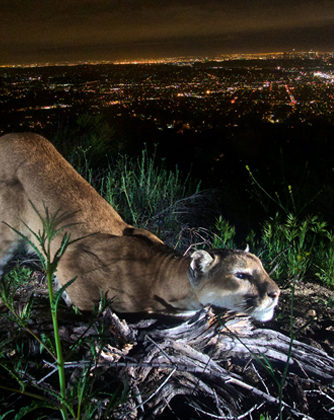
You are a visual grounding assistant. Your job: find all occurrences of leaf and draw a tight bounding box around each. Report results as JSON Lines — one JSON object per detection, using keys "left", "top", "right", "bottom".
{"left": 2, "top": 222, "right": 46, "bottom": 269}
{"left": 0, "top": 410, "right": 15, "bottom": 419}
{"left": 13, "top": 400, "right": 57, "bottom": 419}
{"left": 53, "top": 276, "right": 78, "bottom": 309}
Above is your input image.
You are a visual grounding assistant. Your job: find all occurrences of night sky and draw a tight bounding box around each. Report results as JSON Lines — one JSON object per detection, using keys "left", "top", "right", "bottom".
{"left": 1, "top": 0, "right": 334, "bottom": 65}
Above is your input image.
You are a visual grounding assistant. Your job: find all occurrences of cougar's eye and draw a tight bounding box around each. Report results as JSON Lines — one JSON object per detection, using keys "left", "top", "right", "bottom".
{"left": 236, "top": 272, "right": 252, "bottom": 280}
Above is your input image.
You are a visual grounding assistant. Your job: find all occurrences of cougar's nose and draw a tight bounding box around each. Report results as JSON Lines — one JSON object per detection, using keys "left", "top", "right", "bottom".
{"left": 268, "top": 290, "right": 280, "bottom": 300}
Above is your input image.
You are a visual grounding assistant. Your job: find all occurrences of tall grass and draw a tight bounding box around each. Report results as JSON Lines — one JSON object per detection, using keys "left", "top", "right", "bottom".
{"left": 102, "top": 148, "right": 198, "bottom": 225}
{"left": 74, "top": 146, "right": 202, "bottom": 245}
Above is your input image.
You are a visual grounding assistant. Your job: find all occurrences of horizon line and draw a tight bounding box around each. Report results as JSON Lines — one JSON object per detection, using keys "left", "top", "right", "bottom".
{"left": 1, "top": 50, "right": 333, "bottom": 69}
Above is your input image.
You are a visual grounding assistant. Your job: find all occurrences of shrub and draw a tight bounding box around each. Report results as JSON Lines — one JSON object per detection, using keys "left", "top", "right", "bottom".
{"left": 212, "top": 216, "right": 237, "bottom": 249}
{"left": 260, "top": 214, "right": 332, "bottom": 285}
{"left": 213, "top": 212, "right": 333, "bottom": 288}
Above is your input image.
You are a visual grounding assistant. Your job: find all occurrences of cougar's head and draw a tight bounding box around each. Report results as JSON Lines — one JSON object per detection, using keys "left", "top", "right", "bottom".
{"left": 188, "top": 248, "right": 280, "bottom": 322}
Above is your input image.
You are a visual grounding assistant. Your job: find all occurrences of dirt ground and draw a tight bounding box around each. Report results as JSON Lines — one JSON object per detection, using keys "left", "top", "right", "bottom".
{"left": 264, "top": 280, "right": 334, "bottom": 357}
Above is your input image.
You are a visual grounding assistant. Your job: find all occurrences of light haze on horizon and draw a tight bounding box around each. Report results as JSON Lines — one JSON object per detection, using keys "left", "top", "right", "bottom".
{"left": 1, "top": 0, "right": 334, "bottom": 65}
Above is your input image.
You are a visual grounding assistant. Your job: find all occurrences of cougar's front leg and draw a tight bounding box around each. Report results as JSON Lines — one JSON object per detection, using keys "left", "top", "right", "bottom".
{"left": 0, "top": 234, "right": 21, "bottom": 276}
{"left": 0, "top": 182, "right": 25, "bottom": 276}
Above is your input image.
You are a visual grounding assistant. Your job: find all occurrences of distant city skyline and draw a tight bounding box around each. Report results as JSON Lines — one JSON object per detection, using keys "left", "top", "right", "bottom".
{"left": 1, "top": 0, "right": 334, "bottom": 65}
{"left": 2, "top": 50, "right": 333, "bottom": 69}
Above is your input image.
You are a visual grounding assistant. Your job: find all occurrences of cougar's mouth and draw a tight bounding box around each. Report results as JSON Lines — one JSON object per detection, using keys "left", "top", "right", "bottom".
{"left": 251, "top": 306, "right": 275, "bottom": 322}
{"left": 245, "top": 295, "right": 279, "bottom": 322}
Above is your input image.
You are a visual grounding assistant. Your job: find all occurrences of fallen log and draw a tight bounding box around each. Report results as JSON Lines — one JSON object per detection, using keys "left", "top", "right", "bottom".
{"left": 96, "top": 307, "right": 334, "bottom": 419}
{"left": 1, "top": 297, "right": 333, "bottom": 419}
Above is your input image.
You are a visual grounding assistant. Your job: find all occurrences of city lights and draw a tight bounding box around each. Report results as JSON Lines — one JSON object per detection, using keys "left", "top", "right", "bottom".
{"left": 1, "top": 51, "right": 334, "bottom": 134}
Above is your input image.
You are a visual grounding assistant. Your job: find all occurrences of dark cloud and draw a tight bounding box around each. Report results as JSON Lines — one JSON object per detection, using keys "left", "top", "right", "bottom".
{"left": 1, "top": 0, "right": 334, "bottom": 64}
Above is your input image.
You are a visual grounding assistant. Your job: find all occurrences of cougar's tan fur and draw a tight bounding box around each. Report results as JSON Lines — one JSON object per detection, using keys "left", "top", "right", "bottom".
{"left": 0, "top": 133, "right": 279, "bottom": 321}
{"left": 0, "top": 132, "right": 160, "bottom": 269}
{"left": 62, "top": 233, "right": 280, "bottom": 321}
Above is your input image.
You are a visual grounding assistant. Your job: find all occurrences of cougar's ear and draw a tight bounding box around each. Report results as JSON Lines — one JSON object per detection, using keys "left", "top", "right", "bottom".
{"left": 244, "top": 244, "right": 250, "bottom": 253}
{"left": 189, "top": 250, "right": 215, "bottom": 287}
